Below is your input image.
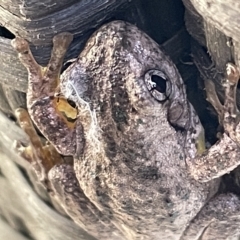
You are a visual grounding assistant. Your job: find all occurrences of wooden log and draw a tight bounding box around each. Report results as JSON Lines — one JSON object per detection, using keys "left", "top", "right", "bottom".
{"left": 0, "top": 0, "right": 132, "bottom": 64}
{"left": 188, "top": 0, "right": 240, "bottom": 42}
{"left": 183, "top": 0, "right": 240, "bottom": 98}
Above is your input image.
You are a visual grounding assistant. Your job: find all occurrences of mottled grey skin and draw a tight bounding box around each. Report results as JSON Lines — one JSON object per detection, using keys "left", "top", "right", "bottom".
{"left": 12, "top": 21, "right": 240, "bottom": 239}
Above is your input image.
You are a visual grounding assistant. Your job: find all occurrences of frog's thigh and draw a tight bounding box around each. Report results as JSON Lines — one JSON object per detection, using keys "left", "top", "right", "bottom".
{"left": 181, "top": 193, "right": 240, "bottom": 240}
{"left": 48, "top": 164, "right": 124, "bottom": 240}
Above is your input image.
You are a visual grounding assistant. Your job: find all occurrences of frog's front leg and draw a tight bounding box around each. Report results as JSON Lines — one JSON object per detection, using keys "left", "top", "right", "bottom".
{"left": 11, "top": 34, "right": 84, "bottom": 158}
{"left": 187, "top": 63, "right": 240, "bottom": 182}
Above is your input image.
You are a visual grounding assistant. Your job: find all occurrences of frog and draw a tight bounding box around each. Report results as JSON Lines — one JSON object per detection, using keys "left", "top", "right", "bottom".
{"left": 11, "top": 20, "right": 240, "bottom": 240}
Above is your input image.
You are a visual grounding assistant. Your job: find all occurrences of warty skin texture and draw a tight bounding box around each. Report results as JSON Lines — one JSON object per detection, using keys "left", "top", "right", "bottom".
{"left": 12, "top": 21, "right": 240, "bottom": 240}
{"left": 59, "top": 21, "right": 217, "bottom": 239}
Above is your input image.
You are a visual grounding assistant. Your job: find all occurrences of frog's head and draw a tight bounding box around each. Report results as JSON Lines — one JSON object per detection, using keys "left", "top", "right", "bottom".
{"left": 61, "top": 21, "right": 205, "bottom": 160}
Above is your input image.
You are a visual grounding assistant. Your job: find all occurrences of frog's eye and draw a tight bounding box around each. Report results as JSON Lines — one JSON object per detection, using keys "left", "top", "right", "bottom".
{"left": 144, "top": 70, "right": 171, "bottom": 102}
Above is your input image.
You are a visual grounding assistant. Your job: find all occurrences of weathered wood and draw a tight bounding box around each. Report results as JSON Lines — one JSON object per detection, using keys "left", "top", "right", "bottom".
{"left": 183, "top": 0, "right": 236, "bottom": 68}
{"left": 0, "top": 0, "right": 78, "bottom": 18}
{"left": 204, "top": 22, "right": 234, "bottom": 71}
{"left": 183, "top": 0, "right": 240, "bottom": 95}
{"left": 0, "top": 37, "right": 28, "bottom": 92}
{"left": 183, "top": 0, "right": 206, "bottom": 47}
{"left": 0, "top": 0, "right": 130, "bottom": 45}
{"left": 0, "top": 37, "right": 27, "bottom": 114}
{"left": 189, "top": 0, "right": 240, "bottom": 42}
{"left": 0, "top": 219, "right": 29, "bottom": 240}
{"left": 2, "top": 85, "right": 26, "bottom": 112}
{"left": 0, "top": 0, "right": 132, "bottom": 64}
{"left": 0, "top": 84, "right": 12, "bottom": 114}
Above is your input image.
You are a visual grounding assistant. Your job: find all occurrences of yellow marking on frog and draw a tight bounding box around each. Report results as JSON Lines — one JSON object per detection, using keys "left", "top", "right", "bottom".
{"left": 51, "top": 97, "right": 78, "bottom": 129}
{"left": 196, "top": 129, "right": 206, "bottom": 155}
{"left": 41, "top": 67, "right": 78, "bottom": 129}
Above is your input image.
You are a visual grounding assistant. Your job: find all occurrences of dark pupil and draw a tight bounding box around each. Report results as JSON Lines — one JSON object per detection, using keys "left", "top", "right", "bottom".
{"left": 151, "top": 74, "right": 166, "bottom": 93}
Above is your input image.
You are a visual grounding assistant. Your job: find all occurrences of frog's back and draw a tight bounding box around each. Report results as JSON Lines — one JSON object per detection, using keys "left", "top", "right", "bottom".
{"left": 62, "top": 21, "right": 220, "bottom": 239}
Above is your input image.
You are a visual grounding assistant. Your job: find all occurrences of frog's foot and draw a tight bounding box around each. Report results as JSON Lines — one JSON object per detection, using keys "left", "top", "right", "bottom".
{"left": 181, "top": 193, "right": 240, "bottom": 240}
{"left": 48, "top": 164, "right": 124, "bottom": 240}
{"left": 187, "top": 63, "right": 240, "bottom": 182}
{"left": 222, "top": 63, "right": 240, "bottom": 141}
{"left": 15, "top": 108, "right": 63, "bottom": 189}
{"left": 11, "top": 34, "right": 85, "bottom": 157}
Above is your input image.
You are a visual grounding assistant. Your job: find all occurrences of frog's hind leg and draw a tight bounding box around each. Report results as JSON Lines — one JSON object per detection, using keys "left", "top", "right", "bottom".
{"left": 181, "top": 193, "right": 240, "bottom": 240}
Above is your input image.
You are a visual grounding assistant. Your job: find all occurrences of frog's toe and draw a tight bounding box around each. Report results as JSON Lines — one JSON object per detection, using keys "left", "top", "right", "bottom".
{"left": 226, "top": 63, "right": 240, "bottom": 85}
{"left": 52, "top": 32, "right": 73, "bottom": 50}
{"left": 11, "top": 37, "right": 29, "bottom": 54}
{"left": 222, "top": 63, "right": 240, "bottom": 140}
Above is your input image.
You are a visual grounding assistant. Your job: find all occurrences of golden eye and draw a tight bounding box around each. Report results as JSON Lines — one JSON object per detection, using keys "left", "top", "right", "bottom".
{"left": 144, "top": 69, "right": 171, "bottom": 102}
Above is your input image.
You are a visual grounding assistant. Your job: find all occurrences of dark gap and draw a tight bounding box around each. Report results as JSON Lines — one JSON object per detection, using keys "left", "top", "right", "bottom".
{"left": 0, "top": 26, "right": 15, "bottom": 39}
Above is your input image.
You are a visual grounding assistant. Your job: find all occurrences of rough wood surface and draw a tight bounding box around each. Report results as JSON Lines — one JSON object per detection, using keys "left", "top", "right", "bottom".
{"left": 0, "top": 0, "right": 131, "bottom": 64}
{"left": 189, "top": 0, "right": 240, "bottom": 42}
{"left": 183, "top": 0, "right": 237, "bottom": 66}
{"left": 0, "top": 37, "right": 28, "bottom": 92}
{"left": 183, "top": 0, "right": 240, "bottom": 95}
{"left": 0, "top": 0, "right": 130, "bottom": 45}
